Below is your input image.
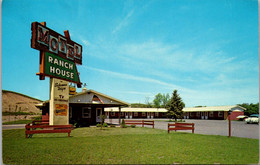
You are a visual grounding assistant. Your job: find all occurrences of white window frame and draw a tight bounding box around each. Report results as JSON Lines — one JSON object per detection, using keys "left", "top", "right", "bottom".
{"left": 218, "top": 111, "right": 223, "bottom": 117}
{"left": 155, "top": 112, "right": 159, "bottom": 117}
{"left": 209, "top": 111, "right": 213, "bottom": 117}
{"left": 82, "top": 107, "right": 91, "bottom": 118}
{"left": 111, "top": 112, "right": 115, "bottom": 116}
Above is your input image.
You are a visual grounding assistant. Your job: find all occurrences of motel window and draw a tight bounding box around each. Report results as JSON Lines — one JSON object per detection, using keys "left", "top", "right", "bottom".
{"left": 82, "top": 107, "right": 91, "bottom": 118}
{"left": 69, "top": 107, "right": 72, "bottom": 118}
{"left": 218, "top": 111, "right": 223, "bottom": 117}
{"left": 111, "top": 112, "right": 115, "bottom": 116}
{"left": 155, "top": 112, "right": 159, "bottom": 117}
{"left": 209, "top": 112, "right": 213, "bottom": 117}
{"left": 196, "top": 112, "right": 200, "bottom": 117}
{"left": 134, "top": 112, "right": 138, "bottom": 117}
{"left": 142, "top": 112, "right": 146, "bottom": 116}
{"left": 120, "top": 112, "right": 124, "bottom": 117}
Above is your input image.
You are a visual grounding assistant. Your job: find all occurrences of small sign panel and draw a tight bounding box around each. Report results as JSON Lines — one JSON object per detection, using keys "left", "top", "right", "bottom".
{"left": 55, "top": 104, "right": 68, "bottom": 116}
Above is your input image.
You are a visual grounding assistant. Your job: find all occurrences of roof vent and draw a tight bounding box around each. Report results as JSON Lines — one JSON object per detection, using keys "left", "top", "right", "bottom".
{"left": 82, "top": 83, "right": 87, "bottom": 93}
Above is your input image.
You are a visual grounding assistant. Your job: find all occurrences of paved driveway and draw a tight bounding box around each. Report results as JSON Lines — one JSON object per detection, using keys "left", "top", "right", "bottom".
{"left": 2, "top": 124, "right": 26, "bottom": 130}
{"left": 106, "top": 119, "right": 259, "bottom": 139}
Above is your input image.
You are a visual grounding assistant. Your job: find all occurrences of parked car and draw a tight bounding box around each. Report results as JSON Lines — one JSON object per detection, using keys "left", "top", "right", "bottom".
{"left": 245, "top": 114, "right": 259, "bottom": 124}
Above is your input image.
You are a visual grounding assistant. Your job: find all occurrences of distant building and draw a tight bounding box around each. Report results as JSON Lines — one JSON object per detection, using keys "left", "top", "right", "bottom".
{"left": 105, "top": 105, "right": 245, "bottom": 120}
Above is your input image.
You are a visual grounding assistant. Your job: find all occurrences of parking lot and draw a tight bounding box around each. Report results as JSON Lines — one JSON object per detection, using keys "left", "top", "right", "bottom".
{"left": 106, "top": 118, "right": 259, "bottom": 139}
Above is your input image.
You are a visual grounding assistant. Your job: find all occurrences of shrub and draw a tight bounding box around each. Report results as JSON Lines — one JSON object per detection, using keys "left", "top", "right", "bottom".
{"left": 33, "top": 116, "right": 42, "bottom": 121}
{"left": 131, "top": 125, "right": 136, "bottom": 128}
{"left": 96, "top": 123, "right": 102, "bottom": 127}
{"left": 110, "top": 125, "right": 116, "bottom": 128}
{"left": 103, "top": 123, "right": 108, "bottom": 127}
{"left": 121, "top": 119, "right": 127, "bottom": 128}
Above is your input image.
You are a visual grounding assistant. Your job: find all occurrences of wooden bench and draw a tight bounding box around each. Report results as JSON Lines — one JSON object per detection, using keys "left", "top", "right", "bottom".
{"left": 168, "top": 122, "right": 194, "bottom": 133}
{"left": 125, "top": 120, "right": 154, "bottom": 128}
{"left": 25, "top": 121, "right": 73, "bottom": 138}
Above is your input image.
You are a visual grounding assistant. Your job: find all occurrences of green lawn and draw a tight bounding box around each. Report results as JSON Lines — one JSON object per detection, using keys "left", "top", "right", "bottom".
{"left": 3, "top": 127, "right": 259, "bottom": 164}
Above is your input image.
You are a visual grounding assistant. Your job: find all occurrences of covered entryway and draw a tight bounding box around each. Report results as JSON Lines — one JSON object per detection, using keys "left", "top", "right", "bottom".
{"left": 96, "top": 108, "right": 102, "bottom": 122}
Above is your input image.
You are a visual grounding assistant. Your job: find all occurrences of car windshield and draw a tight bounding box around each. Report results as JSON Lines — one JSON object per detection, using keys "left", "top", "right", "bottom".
{"left": 250, "top": 114, "right": 259, "bottom": 117}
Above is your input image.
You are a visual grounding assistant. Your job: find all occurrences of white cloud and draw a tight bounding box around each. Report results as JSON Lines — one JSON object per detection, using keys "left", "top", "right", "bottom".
{"left": 112, "top": 9, "right": 135, "bottom": 34}
{"left": 81, "top": 65, "right": 195, "bottom": 93}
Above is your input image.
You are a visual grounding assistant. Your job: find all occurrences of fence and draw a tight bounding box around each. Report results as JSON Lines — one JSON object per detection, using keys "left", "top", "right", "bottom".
{"left": 25, "top": 120, "right": 73, "bottom": 138}
{"left": 168, "top": 122, "right": 195, "bottom": 133}
{"left": 125, "top": 120, "right": 154, "bottom": 128}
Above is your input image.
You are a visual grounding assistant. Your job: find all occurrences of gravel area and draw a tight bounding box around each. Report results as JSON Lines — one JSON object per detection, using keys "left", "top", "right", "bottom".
{"left": 106, "top": 118, "right": 259, "bottom": 139}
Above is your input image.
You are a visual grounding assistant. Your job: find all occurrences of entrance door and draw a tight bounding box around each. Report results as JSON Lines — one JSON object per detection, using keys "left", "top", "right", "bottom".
{"left": 147, "top": 112, "right": 150, "bottom": 119}
{"left": 96, "top": 108, "right": 102, "bottom": 123}
{"left": 201, "top": 112, "right": 204, "bottom": 119}
{"left": 205, "top": 112, "right": 208, "bottom": 119}
{"left": 129, "top": 112, "right": 132, "bottom": 119}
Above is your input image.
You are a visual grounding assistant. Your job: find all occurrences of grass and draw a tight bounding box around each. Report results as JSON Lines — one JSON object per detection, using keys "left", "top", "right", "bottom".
{"left": 3, "top": 120, "right": 32, "bottom": 125}
{"left": 3, "top": 127, "right": 259, "bottom": 164}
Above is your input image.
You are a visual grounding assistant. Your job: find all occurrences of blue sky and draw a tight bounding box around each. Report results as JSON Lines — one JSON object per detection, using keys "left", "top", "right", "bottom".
{"left": 2, "top": 0, "right": 259, "bottom": 107}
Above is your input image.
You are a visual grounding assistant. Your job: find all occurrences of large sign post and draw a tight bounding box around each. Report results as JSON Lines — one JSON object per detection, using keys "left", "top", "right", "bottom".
{"left": 31, "top": 22, "right": 83, "bottom": 125}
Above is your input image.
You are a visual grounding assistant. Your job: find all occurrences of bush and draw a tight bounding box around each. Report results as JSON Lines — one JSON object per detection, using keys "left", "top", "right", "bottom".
{"left": 96, "top": 123, "right": 102, "bottom": 127}
{"left": 33, "top": 116, "right": 42, "bottom": 120}
{"left": 130, "top": 125, "right": 136, "bottom": 128}
{"left": 103, "top": 123, "right": 108, "bottom": 127}
{"left": 110, "top": 125, "right": 116, "bottom": 128}
{"left": 121, "top": 119, "right": 127, "bottom": 128}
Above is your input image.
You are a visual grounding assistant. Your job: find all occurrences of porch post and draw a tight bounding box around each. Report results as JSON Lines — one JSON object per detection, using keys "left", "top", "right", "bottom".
{"left": 118, "top": 106, "right": 121, "bottom": 125}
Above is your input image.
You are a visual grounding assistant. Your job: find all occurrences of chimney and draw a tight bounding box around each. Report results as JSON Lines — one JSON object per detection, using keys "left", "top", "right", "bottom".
{"left": 82, "top": 83, "right": 87, "bottom": 93}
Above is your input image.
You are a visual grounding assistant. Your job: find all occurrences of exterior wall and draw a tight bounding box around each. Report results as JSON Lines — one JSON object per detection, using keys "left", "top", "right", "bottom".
{"left": 230, "top": 111, "right": 244, "bottom": 120}
{"left": 107, "top": 112, "right": 167, "bottom": 119}
{"left": 186, "top": 111, "right": 225, "bottom": 120}
{"left": 69, "top": 104, "right": 105, "bottom": 126}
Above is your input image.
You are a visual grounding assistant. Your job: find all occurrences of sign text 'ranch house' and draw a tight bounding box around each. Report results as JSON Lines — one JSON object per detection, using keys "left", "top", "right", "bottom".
{"left": 45, "top": 52, "right": 80, "bottom": 83}
{"left": 31, "top": 22, "right": 82, "bottom": 65}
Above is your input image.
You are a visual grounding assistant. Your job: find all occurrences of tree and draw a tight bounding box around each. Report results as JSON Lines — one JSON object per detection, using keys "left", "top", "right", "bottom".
{"left": 162, "top": 93, "right": 170, "bottom": 108}
{"left": 239, "top": 103, "right": 259, "bottom": 116}
{"left": 145, "top": 97, "right": 153, "bottom": 108}
{"left": 153, "top": 93, "right": 163, "bottom": 108}
{"left": 166, "top": 90, "right": 185, "bottom": 121}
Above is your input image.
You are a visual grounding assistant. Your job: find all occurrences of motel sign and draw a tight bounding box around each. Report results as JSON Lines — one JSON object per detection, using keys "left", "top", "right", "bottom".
{"left": 31, "top": 21, "right": 82, "bottom": 87}
{"left": 31, "top": 22, "right": 83, "bottom": 125}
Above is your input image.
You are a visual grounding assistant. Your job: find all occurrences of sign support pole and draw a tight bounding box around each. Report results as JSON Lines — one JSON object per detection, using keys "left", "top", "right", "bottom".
{"left": 49, "top": 78, "right": 69, "bottom": 125}
{"left": 228, "top": 115, "right": 231, "bottom": 138}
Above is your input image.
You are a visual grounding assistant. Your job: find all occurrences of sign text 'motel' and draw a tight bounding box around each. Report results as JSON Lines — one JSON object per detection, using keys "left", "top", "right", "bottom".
{"left": 31, "top": 22, "right": 82, "bottom": 86}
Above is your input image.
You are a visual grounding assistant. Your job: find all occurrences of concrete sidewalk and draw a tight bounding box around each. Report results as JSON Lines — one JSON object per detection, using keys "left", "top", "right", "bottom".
{"left": 2, "top": 124, "right": 26, "bottom": 130}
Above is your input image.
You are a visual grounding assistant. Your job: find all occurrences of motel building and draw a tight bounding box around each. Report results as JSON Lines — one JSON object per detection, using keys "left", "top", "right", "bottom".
{"left": 36, "top": 86, "right": 245, "bottom": 126}
{"left": 36, "top": 87, "right": 129, "bottom": 127}
{"left": 104, "top": 105, "right": 245, "bottom": 120}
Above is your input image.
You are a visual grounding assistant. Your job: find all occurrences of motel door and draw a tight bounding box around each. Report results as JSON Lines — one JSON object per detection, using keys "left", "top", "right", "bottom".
{"left": 201, "top": 112, "right": 204, "bottom": 119}
{"left": 129, "top": 112, "right": 132, "bottom": 119}
{"left": 205, "top": 112, "right": 208, "bottom": 120}
{"left": 147, "top": 112, "right": 150, "bottom": 119}
{"left": 151, "top": 112, "right": 154, "bottom": 119}
{"left": 96, "top": 108, "right": 102, "bottom": 123}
